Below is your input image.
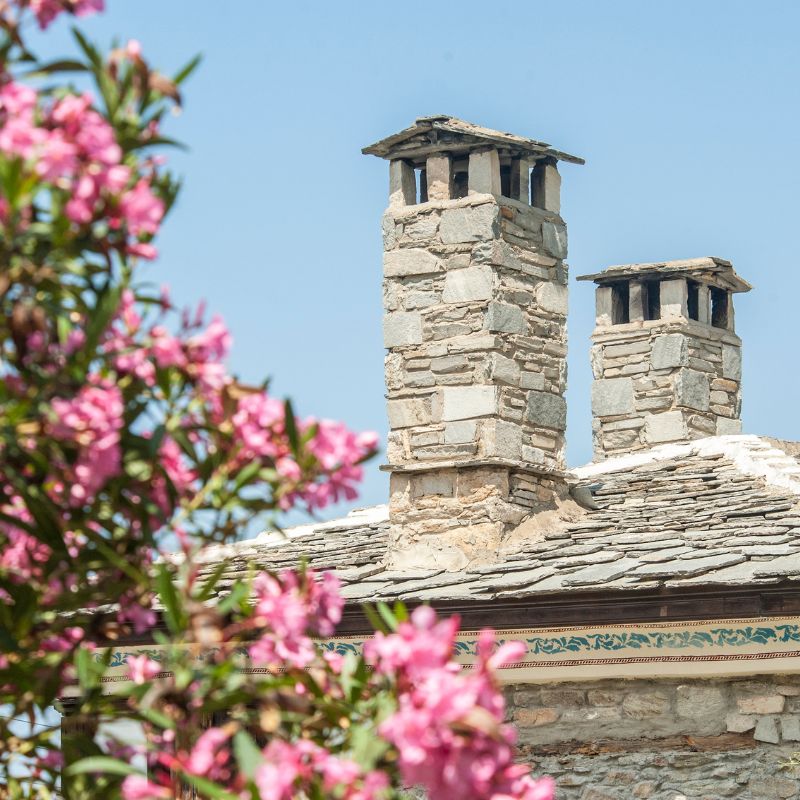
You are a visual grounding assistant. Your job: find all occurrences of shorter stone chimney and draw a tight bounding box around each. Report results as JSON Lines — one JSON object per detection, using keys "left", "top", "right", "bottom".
{"left": 363, "top": 116, "right": 583, "bottom": 570}
{"left": 578, "top": 257, "right": 751, "bottom": 459}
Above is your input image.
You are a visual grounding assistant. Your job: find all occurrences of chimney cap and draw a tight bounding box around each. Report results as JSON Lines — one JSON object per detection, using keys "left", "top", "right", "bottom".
{"left": 362, "top": 115, "right": 585, "bottom": 166}
{"left": 577, "top": 256, "right": 752, "bottom": 293}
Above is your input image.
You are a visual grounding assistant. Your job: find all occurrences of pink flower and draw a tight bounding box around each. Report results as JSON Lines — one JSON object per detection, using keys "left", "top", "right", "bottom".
{"left": 118, "top": 594, "right": 156, "bottom": 634}
{"left": 119, "top": 179, "right": 164, "bottom": 236}
{"left": 30, "top": 0, "right": 105, "bottom": 30}
{"left": 50, "top": 380, "right": 124, "bottom": 505}
{"left": 184, "top": 726, "right": 231, "bottom": 779}
{"left": 120, "top": 775, "right": 170, "bottom": 800}
{"left": 127, "top": 655, "right": 161, "bottom": 685}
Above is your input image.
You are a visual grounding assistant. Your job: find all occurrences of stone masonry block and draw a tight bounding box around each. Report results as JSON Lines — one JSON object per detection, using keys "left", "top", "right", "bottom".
{"left": 645, "top": 410, "right": 687, "bottom": 444}
{"left": 717, "top": 417, "right": 742, "bottom": 435}
{"left": 520, "top": 370, "right": 546, "bottom": 390}
{"left": 389, "top": 158, "right": 415, "bottom": 207}
{"left": 444, "top": 420, "right": 477, "bottom": 444}
{"left": 526, "top": 390, "right": 567, "bottom": 431}
{"left": 442, "top": 265, "right": 493, "bottom": 303}
{"left": 439, "top": 203, "right": 498, "bottom": 244}
{"left": 722, "top": 343, "right": 742, "bottom": 380}
{"left": 542, "top": 221, "right": 567, "bottom": 259}
{"left": 651, "top": 333, "right": 688, "bottom": 370}
{"left": 383, "top": 311, "right": 423, "bottom": 348}
{"left": 442, "top": 385, "right": 498, "bottom": 421}
{"left": 536, "top": 282, "right": 568, "bottom": 315}
{"left": 384, "top": 248, "right": 443, "bottom": 277}
{"left": 485, "top": 301, "right": 526, "bottom": 333}
{"left": 482, "top": 419, "right": 523, "bottom": 460}
{"left": 676, "top": 369, "right": 710, "bottom": 411}
{"left": 660, "top": 278, "right": 688, "bottom": 319}
{"left": 591, "top": 377, "right": 635, "bottom": 417}
{"left": 386, "top": 397, "right": 431, "bottom": 429}
{"left": 781, "top": 716, "right": 800, "bottom": 741}
{"left": 468, "top": 148, "right": 501, "bottom": 195}
{"left": 426, "top": 153, "right": 452, "bottom": 200}
{"left": 488, "top": 353, "right": 520, "bottom": 385}
{"left": 595, "top": 286, "right": 613, "bottom": 328}
{"left": 531, "top": 160, "right": 561, "bottom": 213}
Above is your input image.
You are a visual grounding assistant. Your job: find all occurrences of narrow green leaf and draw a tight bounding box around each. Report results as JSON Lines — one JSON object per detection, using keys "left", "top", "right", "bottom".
{"left": 66, "top": 755, "right": 141, "bottom": 777}
{"left": 376, "top": 601, "right": 399, "bottom": 632}
{"left": 179, "top": 773, "right": 240, "bottom": 800}
{"left": 284, "top": 399, "right": 300, "bottom": 454}
{"left": 233, "top": 730, "right": 261, "bottom": 780}
{"left": 174, "top": 53, "right": 203, "bottom": 86}
{"left": 361, "top": 603, "right": 390, "bottom": 635}
{"left": 156, "top": 562, "right": 184, "bottom": 633}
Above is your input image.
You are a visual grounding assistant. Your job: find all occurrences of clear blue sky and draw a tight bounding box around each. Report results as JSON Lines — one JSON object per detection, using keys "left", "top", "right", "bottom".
{"left": 30, "top": 1, "right": 800, "bottom": 521}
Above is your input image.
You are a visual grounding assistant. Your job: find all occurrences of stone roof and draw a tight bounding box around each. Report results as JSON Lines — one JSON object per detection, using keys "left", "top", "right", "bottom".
{"left": 196, "top": 436, "right": 800, "bottom": 604}
{"left": 361, "top": 115, "right": 585, "bottom": 165}
{"left": 577, "top": 257, "right": 752, "bottom": 294}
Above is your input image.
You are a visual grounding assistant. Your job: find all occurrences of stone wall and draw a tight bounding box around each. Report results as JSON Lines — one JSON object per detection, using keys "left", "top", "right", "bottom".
{"left": 383, "top": 192, "right": 569, "bottom": 472}
{"left": 382, "top": 190, "right": 571, "bottom": 568}
{"left": 508, "top": 675, "right": 800, "bottom": 798}
{"left": 590, "top": 318, "right": 743, "bottom": 459}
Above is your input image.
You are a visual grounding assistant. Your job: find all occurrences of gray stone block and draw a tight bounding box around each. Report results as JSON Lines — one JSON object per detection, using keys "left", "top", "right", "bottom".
{"left": 591, "top": 377, "right": 635, "bottom": 417}
{"left": 444, "top": 420, "right": 477, "bottom": 444}
{"left": 717, "top": 417, "right": 742, "bottom": 435}
{"left": 645, "top": 410, "right": 687, "bottom": 444}
{"left": 485, "top": 301, "right": 526, "bottom": 333}
{"left": 488, "top": 353, "right": 520, "bottom": 385}
{"left": 527, "top": 390, "right": 567, "bottom": 431}
{"left": 722, "top": 344, "right": 742, "bottom": 380}
{"left": 442, "top": 266, "right": 493, "bottom": 303}
{"left": 542, "top": 221, "right": 567, "bottom": 259}
{"left": 442, "top": 385, "right": 497, "bottom": 421}
{"left": 384, "top": 248, "right": 443, "bottom": 277}
{"left": 386, "top": 397, "right": 430, "bottom": 428}
{"left": 781, "top": 715, "right": 800, "bottom": 742}
{"left": 439, "top": 203, "right": 498, "bottom": 244}
{"left": 383, "top": 311, "right": 423, "bottom": 348}
{"left": 536, "top": 282, "right": 568, "bottom": 315}
{"left": 482, "top": 419, "right": 523, "bottom": 460}
{"left": 676, "top": 369, "right": 710, "bottom": 411}
{"left": 754, "top": 716, "right": 780, "bottom": 744}
{"left": 660, "top": 277, "right": 688, "bottom": 319}
{"left": 468, "top": 148, "right": 501, "bottom": 195}
{"left": 520, "top": 370, "right": 546, "bottom": 391}
{"left": 651, "top": 333, "right": 688, "bottom": 370}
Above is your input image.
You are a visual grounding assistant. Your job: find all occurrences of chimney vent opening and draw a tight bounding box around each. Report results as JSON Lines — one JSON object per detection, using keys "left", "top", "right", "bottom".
{"left": 644, "top": 280, "right": 661, "bottom": 320}
{"left": 687, "top": 280, "right": 700, "bottom": 321}
{"left": 452, "top": 159, "right": 469, "bottom": 199}
{"left": 611, "top": 282, "right": 630, "bottom": 325}
{"left": 415, "top": 167, "right": 428, "bottom": 204}
{"left": 711, "top": 287, "right": 729, "bottom": 329}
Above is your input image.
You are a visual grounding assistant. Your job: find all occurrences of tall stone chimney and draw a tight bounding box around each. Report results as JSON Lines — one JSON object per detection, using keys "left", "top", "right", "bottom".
{"left": 577, "top": 258, "right": 751, "bottom": 460}
{"left": 363, "top": 116, "right": 583, "bottom": 569}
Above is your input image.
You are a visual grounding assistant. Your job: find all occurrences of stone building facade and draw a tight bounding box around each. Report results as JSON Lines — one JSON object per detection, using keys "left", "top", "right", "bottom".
{"left": 88, "top": 117, "right": 800, "bottom": 799}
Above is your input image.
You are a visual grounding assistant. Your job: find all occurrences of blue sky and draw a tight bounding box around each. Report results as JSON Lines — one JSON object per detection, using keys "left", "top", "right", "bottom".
{"left": 30, "top": 1, "right": 800, "bottom": 521}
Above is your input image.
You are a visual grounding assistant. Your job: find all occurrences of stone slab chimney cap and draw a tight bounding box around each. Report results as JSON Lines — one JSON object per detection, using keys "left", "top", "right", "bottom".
{"left": 362, "top": 115, "right": 585, "bottom": 166}
{"left": 577, "top": 256, "right": 752, "bottom": 293}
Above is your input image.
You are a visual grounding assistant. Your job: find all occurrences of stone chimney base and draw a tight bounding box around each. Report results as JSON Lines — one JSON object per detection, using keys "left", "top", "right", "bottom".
{"left": 386, "top": 464, "right": 567, "bottom": 571}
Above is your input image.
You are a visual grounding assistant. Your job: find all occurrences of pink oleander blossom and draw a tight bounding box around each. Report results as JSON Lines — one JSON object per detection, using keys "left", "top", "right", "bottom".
{"left": 127, "top": 654, "right": 161, "bottom": 685}
{"left": 30, "top": 0, "right": 104, "bottom": 30}
{"left": 119, "top": 179, "right": 164, "bottom": 237}
{"left": 120, "top": 775, "right": 170, "bottom": 800}
{"left": 50, "top": 380, "right": 124, "bottom": 505}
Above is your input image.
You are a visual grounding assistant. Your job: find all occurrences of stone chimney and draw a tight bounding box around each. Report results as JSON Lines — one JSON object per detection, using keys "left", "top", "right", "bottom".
{"left": 363, "top": 116, "right": 583, "bottom": 569}
{"left": 577, "top": 258, "right": 751, "bottom": 460}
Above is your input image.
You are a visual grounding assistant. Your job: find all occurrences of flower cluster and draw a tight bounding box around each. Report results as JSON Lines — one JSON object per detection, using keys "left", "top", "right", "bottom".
{"left": 366, "top": 607, "right": 555, "bottom": 800}
{"left": 248, "top": 568, "right": 343, "bottom": 669}
{"left": 29, "top": 0, "right": 104, "bottom": 29}
{"left": 0, "top": 81, "right": 164, "bottom": 257}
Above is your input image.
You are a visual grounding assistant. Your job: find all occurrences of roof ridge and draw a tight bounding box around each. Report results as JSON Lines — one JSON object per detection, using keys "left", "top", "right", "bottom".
{"left": 573, "top": 435, "right": 800, "bottom": 495}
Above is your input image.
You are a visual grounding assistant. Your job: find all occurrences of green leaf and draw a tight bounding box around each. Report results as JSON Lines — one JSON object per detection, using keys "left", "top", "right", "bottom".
{"left": 218, "top": 579, "right": 249, "bottom": 616}
{"left": 24, "top": 59, "right": 88, "bottom": 76}
{"left": 361, "top": 603, "right": 390, "bottom": 635}
{"left": 376, "top": 601, "right": 399, "bottom": 632}
{"left": 156, "top": 562, "right": 184, "bottom": 633}
{"left": 233, "top": 730, "right": 261, "bottom": 780}
{"left": 65, "top": 755, "right": 142, "bottom": 777}
{"left": 196, "top": 560, "right": 227, "bottom": 602}
{"left": 174, "top": 53, "right": 203, "bottom": 86}
{"left": 179, "top": 773, "right": 240, "bottom": 800}
{"left": 71, "top": 27, "right": 103, "bottom": 70}
{"left": 284, "top": 399, "right": 300, "bottom": 454}
{"left": 392, "top": 601, "right": 409, "bottom": 623}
